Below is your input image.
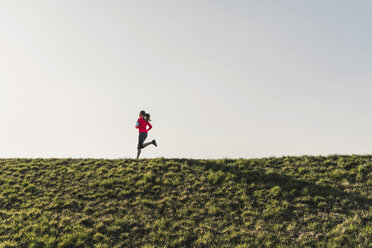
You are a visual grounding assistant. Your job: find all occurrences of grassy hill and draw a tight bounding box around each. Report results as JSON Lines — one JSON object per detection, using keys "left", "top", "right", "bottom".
{"left": 0, "top": 156, "right": 371, "bottom": 247}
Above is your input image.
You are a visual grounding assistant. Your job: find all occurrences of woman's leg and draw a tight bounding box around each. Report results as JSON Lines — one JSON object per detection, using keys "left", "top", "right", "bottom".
{"left": 137, "top": 142, "right": 153, "bottom": 159}
{"left": 137, "top": 133, "right": 146, "bottom": 159}
{"left": 136, "top": 148, "right": 141, "bottom": 159}
{"left": 136, "top": 133, "right": 151, "bottom": 159}
{"left": 142, "top": 142, "right": 153, "bottom": 148}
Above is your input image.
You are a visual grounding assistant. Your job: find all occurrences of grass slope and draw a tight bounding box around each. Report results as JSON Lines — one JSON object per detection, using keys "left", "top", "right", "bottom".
{"left": 0, "top": 156, "right": 371, "bottom": 247}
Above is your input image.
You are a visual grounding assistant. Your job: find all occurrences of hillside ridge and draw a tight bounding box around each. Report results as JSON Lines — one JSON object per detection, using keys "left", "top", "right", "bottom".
{"left": 0, "top": 155, "right": 371, "bottom": 247}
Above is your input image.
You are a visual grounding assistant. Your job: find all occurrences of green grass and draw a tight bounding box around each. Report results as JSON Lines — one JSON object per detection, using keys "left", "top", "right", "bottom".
{"left": 0, "top": 155, "right": 371, "bottom": 247}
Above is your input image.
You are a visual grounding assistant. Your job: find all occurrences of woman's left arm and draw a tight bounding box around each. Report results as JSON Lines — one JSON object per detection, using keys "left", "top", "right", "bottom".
{"left": 147, "top": 122, "right": 152, "bottom": 132}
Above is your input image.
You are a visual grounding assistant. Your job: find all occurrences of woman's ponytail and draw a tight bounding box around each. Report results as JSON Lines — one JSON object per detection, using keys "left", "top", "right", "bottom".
{"left": 143, "top": 113, "right": 151, "bottom": 123}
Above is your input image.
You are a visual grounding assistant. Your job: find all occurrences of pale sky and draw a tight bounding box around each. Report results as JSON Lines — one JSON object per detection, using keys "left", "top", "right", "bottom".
{"left": 1, "top": 0, "right": 371, "bottom": 159}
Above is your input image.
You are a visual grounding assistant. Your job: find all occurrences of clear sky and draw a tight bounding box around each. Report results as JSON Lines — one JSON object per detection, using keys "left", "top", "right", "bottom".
{"left": 1, "top": 0, "right": 371, "bottom": 159}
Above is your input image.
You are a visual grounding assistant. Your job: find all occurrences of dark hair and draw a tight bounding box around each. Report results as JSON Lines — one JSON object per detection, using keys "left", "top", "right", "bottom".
{"left": 143, "top": 113, "right": 151, "bottom": 123}
{"left": 140, "top": 110, "right": 146, "bottom": 117}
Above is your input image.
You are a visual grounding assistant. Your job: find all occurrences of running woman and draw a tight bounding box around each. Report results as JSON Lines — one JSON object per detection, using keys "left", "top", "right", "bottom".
{"left": 135, "top": 111, "right": 157, "bottom": 159}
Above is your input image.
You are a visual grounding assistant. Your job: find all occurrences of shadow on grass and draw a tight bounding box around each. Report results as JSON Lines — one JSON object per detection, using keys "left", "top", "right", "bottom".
{"left": 183, "top": 158, "right": 372, "bottom": 219}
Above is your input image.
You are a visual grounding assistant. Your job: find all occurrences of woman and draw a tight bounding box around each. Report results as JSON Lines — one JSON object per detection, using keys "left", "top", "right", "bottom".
{"left": 135, "top": 111, "right": 157, "bottom": 159}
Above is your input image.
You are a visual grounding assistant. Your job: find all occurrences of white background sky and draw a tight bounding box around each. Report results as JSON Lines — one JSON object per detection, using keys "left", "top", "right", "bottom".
{"left": 1, "top": 0, "right": 371, "bottom": 159}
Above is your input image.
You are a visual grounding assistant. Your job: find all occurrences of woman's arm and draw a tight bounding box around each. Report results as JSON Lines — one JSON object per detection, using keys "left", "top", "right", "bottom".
{"left": 147, "top": 122, "right": 152, "bottom": 132}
